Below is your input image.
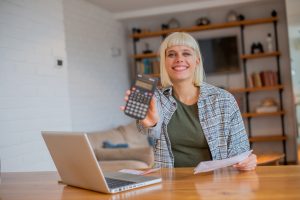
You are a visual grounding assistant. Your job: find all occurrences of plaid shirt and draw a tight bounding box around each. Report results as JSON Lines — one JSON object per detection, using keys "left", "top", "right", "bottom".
{"left": 137, "top": 82, "right": 250, "bottom": 168}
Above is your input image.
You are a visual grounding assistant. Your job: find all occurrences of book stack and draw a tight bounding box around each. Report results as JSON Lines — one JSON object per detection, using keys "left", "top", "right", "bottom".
{"left": 136, "top": 58, "right": 160, "bottom": 75}
{"left": 248, "top": 70, "right": 278, "bottom": 88}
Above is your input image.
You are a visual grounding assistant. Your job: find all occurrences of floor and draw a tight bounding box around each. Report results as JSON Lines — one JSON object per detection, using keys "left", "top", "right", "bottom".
{"left": 297, "top": 134, "right": 300, "bottom": 165}
{"left": 298, "top": 143, "right": 300, "bottom": 164}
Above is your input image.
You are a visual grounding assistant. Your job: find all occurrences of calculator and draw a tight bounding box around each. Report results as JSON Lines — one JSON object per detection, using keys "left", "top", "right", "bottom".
{"left": 124, "top": 74, "right": 158, "bottom": 120}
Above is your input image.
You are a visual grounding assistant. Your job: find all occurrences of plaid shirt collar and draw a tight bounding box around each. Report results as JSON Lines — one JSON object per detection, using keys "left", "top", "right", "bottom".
{"left": 161, "top": 82, "right": 215, "bottom": 99}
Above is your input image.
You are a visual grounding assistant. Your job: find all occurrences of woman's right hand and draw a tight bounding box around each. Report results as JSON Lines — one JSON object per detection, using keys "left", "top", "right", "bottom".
{"left": 121, "top": 90, "right": 159, "bottom": 128}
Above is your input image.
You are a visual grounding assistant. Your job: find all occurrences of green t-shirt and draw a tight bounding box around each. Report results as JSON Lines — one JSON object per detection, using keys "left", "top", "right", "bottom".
{"left": 167, "top": 96, "right": 211, "bottom": 167}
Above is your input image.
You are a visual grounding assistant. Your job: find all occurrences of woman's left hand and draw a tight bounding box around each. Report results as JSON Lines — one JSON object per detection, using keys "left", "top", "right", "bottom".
{"left": 233, "top": 153, "right": 257, "bottom": 171}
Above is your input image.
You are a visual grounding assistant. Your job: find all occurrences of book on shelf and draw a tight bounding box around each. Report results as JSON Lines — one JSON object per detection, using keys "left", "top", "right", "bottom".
{"left": 252, "top": 72, "right": 262, "bottom": 87}
{"left": 249, "top": 70, "right": 278, "bottom": 88}
{"left": 152, "top": 60, "right": 160, "bottom": 74}
{"left": 136, "top": 58, "right": 160, "bottom": 75}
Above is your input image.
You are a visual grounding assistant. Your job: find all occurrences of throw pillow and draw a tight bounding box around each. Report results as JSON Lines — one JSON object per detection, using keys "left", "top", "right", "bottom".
{"left": 102, "top": 140, "right": 129, "bottom": 148}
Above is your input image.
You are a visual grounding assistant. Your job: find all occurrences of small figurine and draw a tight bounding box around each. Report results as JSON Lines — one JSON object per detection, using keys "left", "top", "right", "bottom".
{"left": 238, "top": 14, "right": 245, "bottom": 21}
{"left": 161, "top": 24, "right": 169, "bottom": 30}
{"left": 266, "top": 33, "right": 274, "bottom": 52}
{"left": 257, "top": 42, "right": 264, "bottom": 53}
{"left": 196, "top": 17, "right": 210, "bottom": 26}
{"left": 227, "top": 10, "right": 238, "bottom": 22}
{"left": 251, "top": 42, "right": 264, "bottom": 54}
{"left": 142, "top": 43, "right": 153, "bottom": 54}
{"left": 167, "top": 18, "right": 180, "bottom": 29}
{"left": 271, "top": 10, "right": 277, "bottom": 17}
{"left": 132, "top": 28, "right": 141, "bottom": 34}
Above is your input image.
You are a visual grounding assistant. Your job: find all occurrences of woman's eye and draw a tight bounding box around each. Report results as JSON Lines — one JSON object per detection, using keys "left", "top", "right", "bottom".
{"left": 183, "top": 52, "right": 192, "bottom": 56}
{"left": 167, "top": 53, "right": 175, "bottom": 57}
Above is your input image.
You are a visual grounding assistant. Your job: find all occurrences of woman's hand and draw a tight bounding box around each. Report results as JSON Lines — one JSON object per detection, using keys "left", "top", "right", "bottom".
{"left": 120, "top": 90, "right": 160, "bottom": 128}
{"left": 233, "top": 153, "right": 257, "bottom": 171}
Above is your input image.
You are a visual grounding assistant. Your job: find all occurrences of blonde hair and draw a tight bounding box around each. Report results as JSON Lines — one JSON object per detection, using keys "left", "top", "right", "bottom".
{"left": 159, "top": 32, "right": 204, "bottom": 87}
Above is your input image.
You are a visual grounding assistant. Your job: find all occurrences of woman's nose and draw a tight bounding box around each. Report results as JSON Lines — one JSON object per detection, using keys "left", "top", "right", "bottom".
{"left": 175, "top": 55, "right": 183, "bottom": 62}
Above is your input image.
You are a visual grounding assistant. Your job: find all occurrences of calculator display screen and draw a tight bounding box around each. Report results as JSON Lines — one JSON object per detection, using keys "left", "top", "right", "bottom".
{"left": 136, "top": 80, "right": 153, "bottom": 90}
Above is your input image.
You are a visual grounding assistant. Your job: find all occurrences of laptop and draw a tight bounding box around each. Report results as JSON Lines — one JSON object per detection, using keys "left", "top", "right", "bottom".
{"left": 41, "top": 131, "right": 162, "bottom": 194}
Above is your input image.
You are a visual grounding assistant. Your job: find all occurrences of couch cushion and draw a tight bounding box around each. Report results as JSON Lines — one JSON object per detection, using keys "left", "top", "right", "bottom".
{"left": 119, "top": 121, "right": 149, "bottom": 148}
{"left": 99, "top": 160, "right": 149, "bottom": 172}
{"left": 94, "top": 147, "right": 154, "bottom": 166}
{"left": 87, "top": 128, "right": 125, "bottom": 150}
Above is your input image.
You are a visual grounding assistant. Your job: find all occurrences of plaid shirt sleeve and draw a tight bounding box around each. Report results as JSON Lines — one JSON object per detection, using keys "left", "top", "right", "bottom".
{"left": 227, "top": 94, "right": 250, "bottom": 157}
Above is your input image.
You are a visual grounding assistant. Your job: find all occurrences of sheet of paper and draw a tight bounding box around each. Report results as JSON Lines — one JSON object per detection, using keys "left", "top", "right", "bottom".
{"left": 119, "top": 168, "right": 160, "bottom": 175}
{"left": 194, "top": 150, "right": 253, "bottom": 174}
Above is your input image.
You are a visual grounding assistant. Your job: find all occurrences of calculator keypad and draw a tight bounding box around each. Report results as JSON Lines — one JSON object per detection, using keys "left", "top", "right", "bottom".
{"left": 124, "top": 87, "right": 153, "bottom": 120}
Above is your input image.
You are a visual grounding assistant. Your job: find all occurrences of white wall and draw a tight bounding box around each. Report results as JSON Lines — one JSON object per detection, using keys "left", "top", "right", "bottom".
{"left": 285, "top": 0, "right": 300, "bottom": 133}
{"left": 0, "top": 0, "right": 131, "bottom": 172}
{"left": 123, "top": 0, "right": 298, "bottom": 162}
{"left": 63, "top": 0, "right": 131, "bottom": 132}
{"left": 286, "top": 0, "right": 300, "bottom": 94}
{"left": 0, "top": 0, "right": 71, "bottom": 171}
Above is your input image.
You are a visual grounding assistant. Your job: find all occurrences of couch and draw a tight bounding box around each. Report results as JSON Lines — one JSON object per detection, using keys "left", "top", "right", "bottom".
{"left": 87, "top": 121, "right": 154, "bottom": 171}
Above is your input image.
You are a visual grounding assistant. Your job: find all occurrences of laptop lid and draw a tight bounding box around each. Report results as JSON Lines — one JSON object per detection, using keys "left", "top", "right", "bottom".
{"left": 41, "top": 131, "right": 161, "bottom": 194}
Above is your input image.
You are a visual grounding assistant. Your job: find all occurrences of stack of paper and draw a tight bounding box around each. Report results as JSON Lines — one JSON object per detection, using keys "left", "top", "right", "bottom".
{"left": 194, "top": 150, "right": 253, "bottom": 174}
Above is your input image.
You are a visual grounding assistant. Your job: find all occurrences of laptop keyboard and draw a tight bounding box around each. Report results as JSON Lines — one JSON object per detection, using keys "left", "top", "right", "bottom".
{"left": 105, "top": 177, "right": 136, "bottom": 189}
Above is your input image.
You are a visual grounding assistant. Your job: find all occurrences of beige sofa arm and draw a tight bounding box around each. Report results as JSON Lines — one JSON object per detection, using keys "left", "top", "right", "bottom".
{"left": 94, "top": 147, "right": 154, "bottom": 167}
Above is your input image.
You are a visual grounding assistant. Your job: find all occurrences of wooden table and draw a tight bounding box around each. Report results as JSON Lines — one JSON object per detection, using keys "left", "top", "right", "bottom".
{"left": 1, "top": 166, "right": 300, "bottom": 200}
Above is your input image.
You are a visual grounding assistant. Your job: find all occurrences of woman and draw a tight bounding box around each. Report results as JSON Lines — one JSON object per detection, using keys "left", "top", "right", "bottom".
{"left": 122, "top": 32, "right": 257, "bottom": 170}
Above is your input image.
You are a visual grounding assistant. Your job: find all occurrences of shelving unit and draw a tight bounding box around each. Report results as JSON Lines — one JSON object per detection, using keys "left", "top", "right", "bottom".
{"left": 130, "top": 16, "right": 287, "bottom": 164}
{"left": 228, "top": 84, "right": 283, "bottom": 93}
{"left": 238, "top": 16, "right": 287, "bottom": 164}
{"left": 130, "top": 17, "right": 278, "bottom": 39}
{"left": 240, "top": 51, "right": 280, "bottom": 59}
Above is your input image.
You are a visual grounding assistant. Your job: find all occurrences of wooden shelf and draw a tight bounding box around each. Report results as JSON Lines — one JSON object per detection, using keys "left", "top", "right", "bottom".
{"left": 130, "top": 17, "right": 278, "bottom": 39}
{"left": 242, "top": 110, "right": 285, "bottom": 118}
{"left": 143, "top": 73, "right": 160, "bottom": 78}
{"left": 240, "top": 51, "right": 280, "bottom": 59}
{"left": 257, "top": 153, "right": 285, "bottom": 165}
{"left": 228, "top": 85, "right": 284, "bottom": 93}
{"left": 132, "top": 53, "right": 158, "bottom": 59}
{"left": 249, "top": 135, "right": 287, "bottom": 142}
{"left": 132, "top": 51, "right": 281, "bottom": 60}
{"left": 240, "top": 17, "right": 278, "bottom": 26}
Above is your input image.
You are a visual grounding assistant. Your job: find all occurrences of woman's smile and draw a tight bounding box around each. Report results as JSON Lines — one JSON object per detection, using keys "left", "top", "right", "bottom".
{"left": 172, "top": 64, "right": 189, "bottom": 72}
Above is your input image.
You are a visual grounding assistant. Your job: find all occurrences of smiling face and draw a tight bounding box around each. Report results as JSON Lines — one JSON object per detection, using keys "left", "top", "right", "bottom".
{"left": 165, "top": 45, "right": 200, "bottom": 85}
{"left": 159, "top": 32, "right": 204, "bottom": 87}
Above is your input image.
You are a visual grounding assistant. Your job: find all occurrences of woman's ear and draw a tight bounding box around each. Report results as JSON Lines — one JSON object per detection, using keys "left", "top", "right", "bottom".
{"left": 196, "top": 57, "right": 200, "bottom": 65}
